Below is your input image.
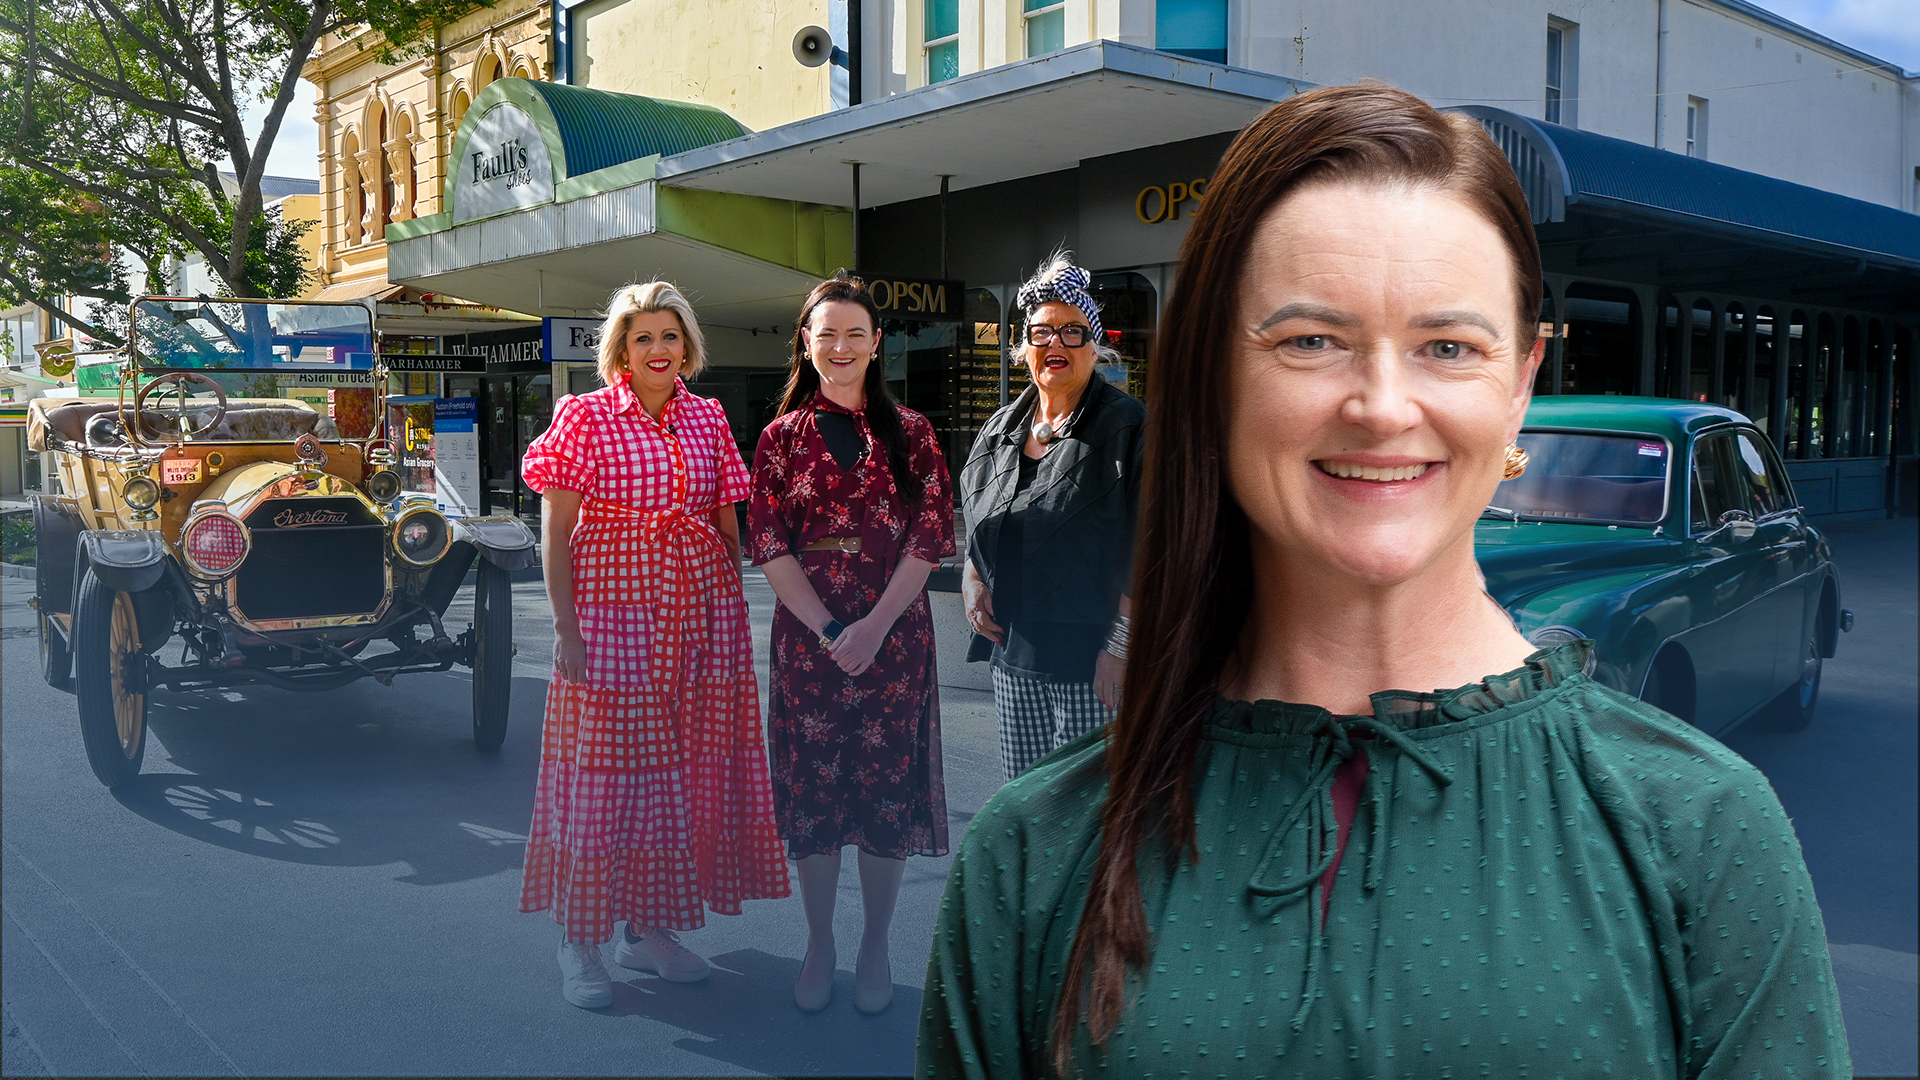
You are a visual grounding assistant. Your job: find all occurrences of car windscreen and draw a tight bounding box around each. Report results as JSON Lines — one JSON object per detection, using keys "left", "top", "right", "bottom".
{"left": 133, "top": 299, "right": 374, "bottom": 371}
{"left": 1489, "top": 431, "right": 1669, "bottom": 524}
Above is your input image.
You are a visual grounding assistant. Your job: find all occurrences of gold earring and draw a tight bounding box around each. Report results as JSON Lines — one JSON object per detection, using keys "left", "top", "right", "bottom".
{"left": 1502, "top": 444, "right": 1529, "bottom": 480}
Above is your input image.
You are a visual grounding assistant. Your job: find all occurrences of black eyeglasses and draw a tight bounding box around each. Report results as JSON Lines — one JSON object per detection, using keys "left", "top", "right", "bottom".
{"left": 1025, "top": 323, "right": 1092, "bottom": 347}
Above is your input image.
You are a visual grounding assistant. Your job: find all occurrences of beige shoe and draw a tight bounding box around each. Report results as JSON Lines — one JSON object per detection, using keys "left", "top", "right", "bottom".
{"left": 614, "top": 927, "right": 710, "bottom": 983}
{"left": 794, "top": 946, "right": 834, "bottom": 1012}
{"left": 852, "top": 948, "right": 892, "bottom": 1015}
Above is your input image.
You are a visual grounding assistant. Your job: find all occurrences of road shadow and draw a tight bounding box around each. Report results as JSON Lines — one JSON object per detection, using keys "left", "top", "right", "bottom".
{"left": 113, "top": 673, "right": 550, "bottom": 886}
{"left": 605, "top": 948, "right": 921, "bottom": 1077}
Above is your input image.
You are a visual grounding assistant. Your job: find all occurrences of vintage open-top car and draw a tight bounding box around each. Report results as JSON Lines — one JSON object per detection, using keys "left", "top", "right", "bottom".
{"left": 28, "top": 298, "right": 537, "bottom": 787}
{"left": 1477, "top": 396, "right": 1853, "bottom": 736}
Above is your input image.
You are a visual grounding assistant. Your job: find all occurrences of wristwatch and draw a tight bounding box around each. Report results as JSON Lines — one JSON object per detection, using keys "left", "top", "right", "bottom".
{"left": 819, "top": 619, "right": 846, "bottom": 648}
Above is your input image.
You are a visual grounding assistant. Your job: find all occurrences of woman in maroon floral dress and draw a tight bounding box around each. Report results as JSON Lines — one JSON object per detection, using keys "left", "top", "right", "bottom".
{"left": 748, "top": 275, "right": 954, "bottom": 1017}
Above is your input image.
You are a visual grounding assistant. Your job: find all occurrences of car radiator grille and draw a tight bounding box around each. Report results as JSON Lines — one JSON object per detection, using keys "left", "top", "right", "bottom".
{"left": 234, "top": 525, "right": 386, "bottom": 620}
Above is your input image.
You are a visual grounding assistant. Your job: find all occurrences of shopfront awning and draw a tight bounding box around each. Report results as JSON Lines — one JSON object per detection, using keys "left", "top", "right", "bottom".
{"left": 387, "top": 78, "right": 852, "bottom": 325}
{"left": 389, "top": 44, "right": 1308, "bottom": 323}
{"left": 660, "top": 40, "right": 1306, "bottom": 207}
{"left": 1458, "top": 106, "right": 1920, "bottom": 301}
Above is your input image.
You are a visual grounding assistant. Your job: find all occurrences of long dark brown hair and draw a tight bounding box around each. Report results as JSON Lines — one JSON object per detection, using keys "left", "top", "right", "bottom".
{"left": 1048, "top": 83, "right": 1544, "bottom": 1073}
{"left": 778, "top": 274, "right": 923, "bottom": 501}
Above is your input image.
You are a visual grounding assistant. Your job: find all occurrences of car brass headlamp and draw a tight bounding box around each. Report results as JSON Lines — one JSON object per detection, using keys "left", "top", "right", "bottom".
{"left": 122, "top": 475, "right": 161, "bottom": 511}
{"left": 390, "top": 504, "right": 451, "bottom": 566}
{"left": 366, "top": 469, "right": 402, "bottom": 502}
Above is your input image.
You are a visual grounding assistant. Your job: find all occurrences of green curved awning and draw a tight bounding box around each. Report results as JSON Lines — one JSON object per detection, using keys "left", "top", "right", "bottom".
{"left": 514, "top": 80, "right": 750, "bottom": 179}
{"left": 443, "top": 78, "right": 750, "bottom": 217}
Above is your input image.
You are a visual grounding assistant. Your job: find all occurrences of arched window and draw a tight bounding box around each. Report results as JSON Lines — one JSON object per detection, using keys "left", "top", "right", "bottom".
{"left": 510, "top": 53, "right": 534, "bottom": 80}
{"left": 473, "top": 52, "right": 501, "bottom": 95}
{"left": 362, "top": 102, "right": 391, "bottom": 237}
{"left": 1562, "top": 282, "right": 1640, "bottom": 396}
{"left": 1721, "top": 302, "right": 1747, "bottom": 414}
{"left": 340, "top": 128, "right": 364, "bottom": 245}
{"left": 448, "top": 86, "right": 472, "bottom": 136}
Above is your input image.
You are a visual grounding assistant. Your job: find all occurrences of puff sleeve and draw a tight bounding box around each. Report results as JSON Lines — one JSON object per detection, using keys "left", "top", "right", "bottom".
{"left": 521, "top": 394, "right": 595, "bottom": 495}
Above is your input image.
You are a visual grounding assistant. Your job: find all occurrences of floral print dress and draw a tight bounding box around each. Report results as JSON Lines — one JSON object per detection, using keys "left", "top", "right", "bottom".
{"left": 747, "top": 396, "right": 956, "bottom": 860}
{"left": 518, "top": 377, "right": 789, "bottom": 942}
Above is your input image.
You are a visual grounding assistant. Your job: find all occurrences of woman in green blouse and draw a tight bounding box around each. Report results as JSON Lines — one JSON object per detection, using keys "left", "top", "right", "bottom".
{"left": 917, "top": 83, "right": 1848, "bottom": 1078}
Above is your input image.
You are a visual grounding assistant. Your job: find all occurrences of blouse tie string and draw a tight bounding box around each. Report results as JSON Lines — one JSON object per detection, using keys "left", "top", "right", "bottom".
{"left": 1244, "top": 712, "right": 1454, "bottom": 1033}
{"left": 579, "top": 498, "right": 727, "bottom": 758}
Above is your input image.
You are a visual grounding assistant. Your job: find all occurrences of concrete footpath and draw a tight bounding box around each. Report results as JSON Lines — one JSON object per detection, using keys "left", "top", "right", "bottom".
{"left": 1, "top": 518, "right": 1914, "bottom": 1077}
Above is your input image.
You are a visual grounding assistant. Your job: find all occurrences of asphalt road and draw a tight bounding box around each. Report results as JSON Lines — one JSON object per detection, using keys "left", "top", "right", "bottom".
{"left": 1, "top": 518, "right": 1914, "bottom": 1077}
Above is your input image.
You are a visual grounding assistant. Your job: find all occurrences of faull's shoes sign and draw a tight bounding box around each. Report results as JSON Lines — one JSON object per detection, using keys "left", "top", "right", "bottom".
{"left": 451, "top": 103, "right": 555, "bottom": 225}
{"left": 471, "top": 138, "right": 536, "bottom": 190}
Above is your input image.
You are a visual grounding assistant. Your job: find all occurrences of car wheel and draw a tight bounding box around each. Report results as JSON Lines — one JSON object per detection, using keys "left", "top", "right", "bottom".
{"left": 1773, "top": 624, "right": 1822, "bottom": 731}
{"left": 73, "top": 568, "right": 148, "bottom": 788}
{"left": 470, "top": 558, "right": 513, "bottom": 753}
{"left": 40, "top": 607, "right": 73, "bottom": 691}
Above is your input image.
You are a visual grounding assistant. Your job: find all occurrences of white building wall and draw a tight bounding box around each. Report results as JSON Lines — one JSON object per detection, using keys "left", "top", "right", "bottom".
{"left": 900, "top": 0, "right": 1914, "bottom": 212}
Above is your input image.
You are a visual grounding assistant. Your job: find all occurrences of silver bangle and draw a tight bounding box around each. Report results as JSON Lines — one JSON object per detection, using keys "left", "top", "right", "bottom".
{"left": 1104, "top": 613, "right": 1130, "bottom": 661}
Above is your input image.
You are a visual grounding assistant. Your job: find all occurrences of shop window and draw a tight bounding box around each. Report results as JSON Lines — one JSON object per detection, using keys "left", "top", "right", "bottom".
{"left": 1864, "top": 320, "right": 1887, "bottom": 457}
{"left": 1685, "top": 97, "right": 1708, "bottom": 159}
{"left": 1688, "top": 298, "right": 1714, "bottom": 402}
{"left": 1838, "top": 316, "right": 1862, "bottom": 457}
{"left": 1089, "top": 272, "right": 1157, "bottom": 400}
{"left": 1751, "top": 306, "right": 1777, "bottom": 440}
{"left": 1545, "top": 19, "right": 1577, "bottom": 127}
{"left": 1782, "top": 311, "right": 1809, "bottom": 458}
{"left": 1721, "top": 303, "right": 1746, "bottom": 413}
{"left": 925, "top": 0, "right": 959, "bottom": 83}
{"left": 1561, "top": 284, "right": 1637, "bottom": 396}
{"left": 1157, "top": 0, "right": 1226, "bottom": 64}
{"left": 1025, "top": 0, "right": 1065, "bottom": 58}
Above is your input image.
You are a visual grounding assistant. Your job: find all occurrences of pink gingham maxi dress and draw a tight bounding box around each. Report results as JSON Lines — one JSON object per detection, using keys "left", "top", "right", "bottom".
{"left": 518, "top": 378, "right": 789, "bottom": 942}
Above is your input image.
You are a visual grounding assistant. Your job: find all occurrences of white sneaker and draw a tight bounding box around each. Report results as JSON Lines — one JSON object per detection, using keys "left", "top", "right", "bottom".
{"left": 615, "top": 926, "right": 711, "bottom": 983}
{"left": 557, "top": 940, "right": 613, "bottom": 1009}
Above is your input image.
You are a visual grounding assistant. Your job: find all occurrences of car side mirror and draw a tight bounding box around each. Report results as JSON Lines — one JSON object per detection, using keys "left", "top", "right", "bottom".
{"left": 1714, "top": 509, "right": 1756, "bottom": 541}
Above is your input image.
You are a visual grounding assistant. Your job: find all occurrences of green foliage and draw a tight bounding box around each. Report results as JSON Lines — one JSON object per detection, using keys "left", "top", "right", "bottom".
{"left": 0, "top": 0, "right": 492, "bottom": 340}
{"left": 0, "top": 510, "right": 33, "bottom": 566}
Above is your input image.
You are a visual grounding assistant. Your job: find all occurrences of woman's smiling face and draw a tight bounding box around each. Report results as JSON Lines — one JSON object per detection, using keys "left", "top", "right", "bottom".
{"left": 804, "top": 299, "right": 878, "bottom": 396}
{"left": 622, "top": 310, "right": 688, "bottom": 397}
{"left": 1226, "top": 180, "right": 1542, "bottom": 587}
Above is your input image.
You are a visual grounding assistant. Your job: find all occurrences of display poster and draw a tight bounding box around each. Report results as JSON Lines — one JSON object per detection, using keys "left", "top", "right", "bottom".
{"left": 433, "top": 397, "right": 481, "bottom": 517}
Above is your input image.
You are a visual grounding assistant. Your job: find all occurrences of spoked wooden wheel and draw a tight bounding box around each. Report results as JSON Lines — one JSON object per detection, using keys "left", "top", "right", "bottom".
{"left": 74, "top": 568, "right": 149, "bottom": 788}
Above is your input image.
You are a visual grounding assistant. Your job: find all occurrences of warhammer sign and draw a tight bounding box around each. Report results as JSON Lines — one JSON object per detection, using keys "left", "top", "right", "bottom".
{"left": 451, "top": 102, "right": 555, "bottom": 225}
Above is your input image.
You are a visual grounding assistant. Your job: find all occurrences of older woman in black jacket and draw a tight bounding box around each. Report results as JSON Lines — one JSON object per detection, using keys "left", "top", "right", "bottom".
{"left": 961, "top": 252, "right": 1146, "bottom": 779}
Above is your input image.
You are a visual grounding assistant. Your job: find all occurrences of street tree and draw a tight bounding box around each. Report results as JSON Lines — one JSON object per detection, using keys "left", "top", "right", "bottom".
{"left": 0, "top": 0, "right": 491, "bottom": 342}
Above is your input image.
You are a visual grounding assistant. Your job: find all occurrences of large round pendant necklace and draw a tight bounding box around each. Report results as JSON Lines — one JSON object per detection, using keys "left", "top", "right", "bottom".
{"left": 1031, "top": 420, "right": 1057, "bottom": 445}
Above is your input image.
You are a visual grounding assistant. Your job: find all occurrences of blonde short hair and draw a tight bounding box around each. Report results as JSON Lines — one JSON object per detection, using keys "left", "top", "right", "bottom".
{"left": 596, "top": 281, "right": 707, "bottom": 387}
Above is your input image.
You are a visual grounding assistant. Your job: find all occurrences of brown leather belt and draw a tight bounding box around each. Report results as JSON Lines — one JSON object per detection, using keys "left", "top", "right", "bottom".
{"left": 799, "top": 536, "right": 862, "bottom": 553}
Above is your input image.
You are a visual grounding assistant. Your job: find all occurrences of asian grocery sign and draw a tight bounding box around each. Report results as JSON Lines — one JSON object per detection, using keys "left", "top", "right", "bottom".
{"left": 451, "top": 102, "right": 555, "bottom": 225}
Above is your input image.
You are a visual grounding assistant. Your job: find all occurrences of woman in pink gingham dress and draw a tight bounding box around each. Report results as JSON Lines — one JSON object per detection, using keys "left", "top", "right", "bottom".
{"left": 518, "top": 281, "right": 789, "bottom": 1009}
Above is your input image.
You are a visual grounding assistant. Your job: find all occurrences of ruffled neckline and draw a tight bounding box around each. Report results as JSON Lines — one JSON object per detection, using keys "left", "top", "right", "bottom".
{"left": 1211, "top": 641, "right": 1591, "bottom": 738}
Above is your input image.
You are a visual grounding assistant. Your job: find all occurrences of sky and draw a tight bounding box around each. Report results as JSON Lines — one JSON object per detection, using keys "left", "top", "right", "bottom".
{"left": 246, "top": 0, "right": 1919, "bottom": 184}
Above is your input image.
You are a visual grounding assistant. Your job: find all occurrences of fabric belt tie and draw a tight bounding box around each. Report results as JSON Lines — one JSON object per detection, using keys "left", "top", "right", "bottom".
{"left": 579, "top": 498, "right": 725, "bottom": 757}
{"left": 1245, "top": 713, "right": 1454, "bottom": 1033}
{"left": 799, "top": 536, "right": 862, "bottom": 553}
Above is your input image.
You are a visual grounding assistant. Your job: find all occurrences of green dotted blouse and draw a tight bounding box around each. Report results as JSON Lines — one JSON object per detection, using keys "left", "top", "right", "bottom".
{"left": 917, "top": 645, "right": 1848, "bottom": 1078}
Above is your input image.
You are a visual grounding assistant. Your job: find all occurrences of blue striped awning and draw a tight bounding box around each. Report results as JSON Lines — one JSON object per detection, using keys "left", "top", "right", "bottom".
{"left": 1453, "top": 106, "right": 1920, "bottom": 269}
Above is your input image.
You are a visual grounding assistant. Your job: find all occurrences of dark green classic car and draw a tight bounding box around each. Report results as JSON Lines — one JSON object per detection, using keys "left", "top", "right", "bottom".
{"left": 1477, "top": 397, "right": 1852, "bottom": 735}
